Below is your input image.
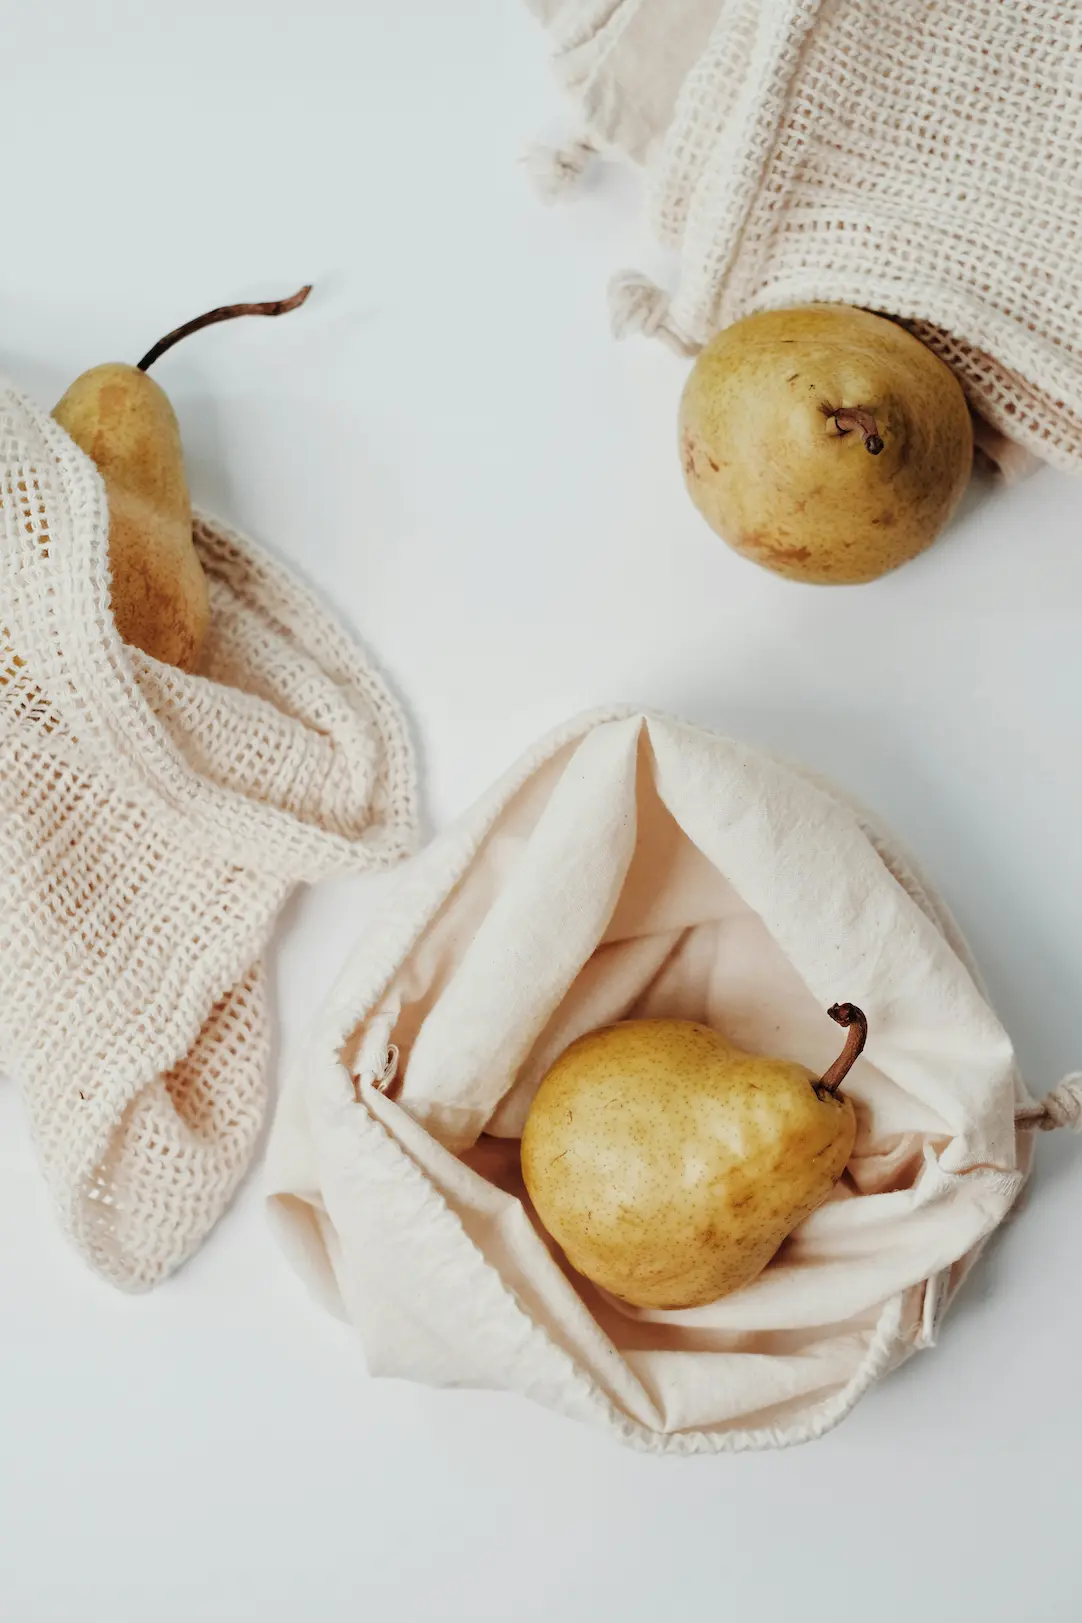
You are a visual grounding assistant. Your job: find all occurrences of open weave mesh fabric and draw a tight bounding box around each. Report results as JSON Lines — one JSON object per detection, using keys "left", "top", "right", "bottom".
{"left": 528, "top": 0, "right": 1082, "bottom": 472}
{"left": 0, "top": 380, "right": 416, "bottom": 1289}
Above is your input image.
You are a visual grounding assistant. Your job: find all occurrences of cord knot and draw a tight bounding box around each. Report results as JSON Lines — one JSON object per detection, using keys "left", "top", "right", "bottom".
{"left": 522, "top": 136, "right": 597, "bottom": 203}
{"left": 1017, "top": 1074, "right": 1082, "bottom": 1131}
{"left": 607, "top": 271, "right": 699, "bottom": 356}
{"left": 1040, "top": 1074, "right": 1082, "bottom": 1130}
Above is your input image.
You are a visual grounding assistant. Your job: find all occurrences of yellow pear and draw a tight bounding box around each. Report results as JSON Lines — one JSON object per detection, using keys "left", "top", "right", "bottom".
{"left": 679, "top": 304, "right": 973, "bottom": 584}
{"left": 53, "top": 365, "right": 207, "bottom": 670}
{"left": 521, "top": 1005, "right": 864, "bottom": 1310}
{"left": 50, "top": 285, "right": 311, "bottom": 671}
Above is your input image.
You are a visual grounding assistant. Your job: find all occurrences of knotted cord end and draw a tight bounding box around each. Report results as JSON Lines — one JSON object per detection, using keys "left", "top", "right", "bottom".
{"left": 522, "top": 136, "right": 598, "bottom": 204}
{"left": 1017, "top": 1074, "right": 1082, "bottom": 1131}
{"left": 607, "top": 270, "right": 699, "bottom": 356}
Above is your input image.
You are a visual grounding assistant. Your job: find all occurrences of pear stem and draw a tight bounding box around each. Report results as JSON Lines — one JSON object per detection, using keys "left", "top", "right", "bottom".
{"left": 136, "top": 285, "right": 313, "bottom": 373}
{"left": 815, "top": 1003, "right": 868, "bottom": 1098}
{"left": 832, "top": 407, "right": 884, "bottom": 455}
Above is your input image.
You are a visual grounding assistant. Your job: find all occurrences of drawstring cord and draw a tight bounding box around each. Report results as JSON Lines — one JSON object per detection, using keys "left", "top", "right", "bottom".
{"left": 1016, "top": 1074, "right": 1082, "bottom": 1131}
{"left": 521, "top": 135, "right": 599, "bottom": 203}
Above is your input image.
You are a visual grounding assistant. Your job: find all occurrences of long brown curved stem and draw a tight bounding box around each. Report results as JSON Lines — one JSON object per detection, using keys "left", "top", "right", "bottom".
{"left": 137, "top": 284, "right": 312, "bottom": 372}
{"left": 815, "top": 1003, "right": 868, "bottom": 1098}
{"left": 832, "top": 407, "right": 884, "bottom": 455}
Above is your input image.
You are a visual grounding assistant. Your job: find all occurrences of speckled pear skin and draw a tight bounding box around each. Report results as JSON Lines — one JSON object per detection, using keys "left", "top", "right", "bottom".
{"left": 521, "top": 1019, "right": 856, "bottom": 1310}
{"left": 678, "top": 303, "right": 973, "bottom": 585}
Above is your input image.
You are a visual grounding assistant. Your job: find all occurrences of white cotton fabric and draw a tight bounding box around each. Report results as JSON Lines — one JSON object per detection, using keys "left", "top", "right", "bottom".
{"left": 267, "top": 710, "right": 1036, "bottom": 1452}
{"left": 527, "top": 0, "right": 1082, "bottom": 474}
{"left": 0, "top": 380, "right": 416, "bottom": 1291}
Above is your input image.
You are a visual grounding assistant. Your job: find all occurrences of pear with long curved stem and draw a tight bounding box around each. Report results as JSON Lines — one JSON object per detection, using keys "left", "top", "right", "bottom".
{"left": 51, "top": 286, "right": 311, "bottom": 671}
{"left": 522, "top": 1003, "right": 865, "bottom": 1310}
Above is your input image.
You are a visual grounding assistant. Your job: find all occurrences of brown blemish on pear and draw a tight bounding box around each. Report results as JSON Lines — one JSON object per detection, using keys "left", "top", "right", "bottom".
{"left": 678, "top": 303, "right": 973, "bottom": 584}
{"left": 520, "top": 1005, "right": 864, "bottom": 1310}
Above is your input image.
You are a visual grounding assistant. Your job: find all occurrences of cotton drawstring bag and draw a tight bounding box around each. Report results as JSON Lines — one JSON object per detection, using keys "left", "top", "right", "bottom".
{"left": 268, "top": 709, "right": 1080, "bottom": 1452}
{"left": 0, "top": 380, "right": 416, "bottom": 1290}
{"left": 524, "top": 0, "right": 1082, "bottom": 477}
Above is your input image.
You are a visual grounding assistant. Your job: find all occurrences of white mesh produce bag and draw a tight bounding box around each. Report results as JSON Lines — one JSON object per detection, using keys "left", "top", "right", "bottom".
{"left": 525, "top": 0, "right": 1082, "bottom": 474}
{"left": 0, "top": 380, "right": 416, "bottom": 1290}
{"left": 267, "top": 710, "right": 1079, "bottom": 1452}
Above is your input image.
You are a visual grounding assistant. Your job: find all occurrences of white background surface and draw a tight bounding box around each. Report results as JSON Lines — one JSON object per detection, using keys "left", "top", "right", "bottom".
{"left": 3, "top": 4, "right": 1082, "bottom": 1619}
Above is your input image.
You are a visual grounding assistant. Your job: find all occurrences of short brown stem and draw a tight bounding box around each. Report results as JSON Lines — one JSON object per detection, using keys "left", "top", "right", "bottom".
{"left": 136, "top": 284, "right": 313, "bottom": 372}
{"left": 814, "top": 1003, "right": 868, "bottom": 1098}
{"left": 832, "top": 408, "right": 884, "bottom": 455}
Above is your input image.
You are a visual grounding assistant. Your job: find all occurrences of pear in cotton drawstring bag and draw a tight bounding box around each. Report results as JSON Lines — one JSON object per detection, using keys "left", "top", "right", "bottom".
{"left": 0, "top": 380, "right": 416, "bottom": 1290}
{"left": 268, "top": 710, "right": 1081, "bottom": 1453}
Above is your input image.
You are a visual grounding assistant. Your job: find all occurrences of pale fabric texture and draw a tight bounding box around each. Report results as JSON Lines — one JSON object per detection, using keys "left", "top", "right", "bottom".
{"left": 526, "top": 0, "right": 1082, "bottom": 476}
{"left": 0, "top": 380, "right": 417, "bottom": 1291}
{"left": 267, "top": 710, "right": 1041, "bottom": 1452}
